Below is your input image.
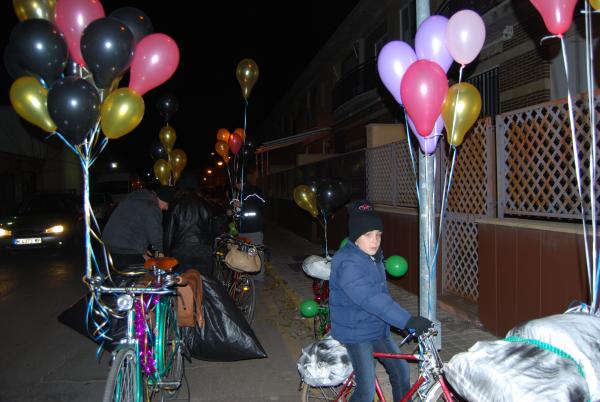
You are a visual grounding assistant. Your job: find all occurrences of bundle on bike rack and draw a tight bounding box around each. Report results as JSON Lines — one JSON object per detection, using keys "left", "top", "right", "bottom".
{"left": 224, "top": 241, "right": 261, "bottom": 273}
{"left": 297, "top": 335, "right": 353, "bottom": 387}
{"left": 445, "top": 312, "right": 600, "bottom": 402}
{"left": 302, "top": 255, "right": 331, "bottom": 281}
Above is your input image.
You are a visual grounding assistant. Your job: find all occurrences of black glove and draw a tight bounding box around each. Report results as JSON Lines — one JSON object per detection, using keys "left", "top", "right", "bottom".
{"left": 405, "top": 316, "right": 433, "bottom": 336}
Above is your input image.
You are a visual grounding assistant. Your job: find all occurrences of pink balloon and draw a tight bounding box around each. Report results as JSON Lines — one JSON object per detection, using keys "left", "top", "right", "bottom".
{"left": 129, "top": 33, "right": 180, "bottom": 96}
{"left": 228, "top": 132, "right": 243, "bottom": 155}
{"left": 400, "top": 60, "right": 448, "bottom": 137}
{"left": 445, "top": 10, "right": 486, "bottom": 66}
{"left": 530, "top": 0, "right": 577, "bottom": 36}
{"left": 377, "top": 41, "right": 417, "bottom": 105}
{"left": 54, "top": 0, "right": 105, "bottom": 66}
{"left": 408, "top": 115, "right": 443, "bottom": 155}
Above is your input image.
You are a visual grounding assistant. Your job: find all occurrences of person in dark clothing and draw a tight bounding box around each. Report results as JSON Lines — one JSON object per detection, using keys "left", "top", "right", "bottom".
{"left": 164, "top": 173, "right": 214, "bottom": 276}
{"left": 329, "top": 200, "right": 433, "bottom": 402}
{"left": 102, "top": 186, "right": 174, "bottom": 270}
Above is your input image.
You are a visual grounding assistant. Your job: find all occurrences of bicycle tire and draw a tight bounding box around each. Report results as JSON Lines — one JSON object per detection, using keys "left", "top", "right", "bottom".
{"left": 423, "top": 381, "right": 458, "bottom": 402}
{"left": 300, "top": 381, "right": 355, "bottom": 402}
{"left": 156, "top": 297, "right": 183, "bottom": 392}
{"left": 232, "top": 273, "right": 255, "bottom": 323}
{"left": 102, "top": 348, "right": 140, "bottom": 402}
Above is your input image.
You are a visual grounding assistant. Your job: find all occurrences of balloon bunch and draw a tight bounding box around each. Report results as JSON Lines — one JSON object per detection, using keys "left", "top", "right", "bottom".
{"left": 214, "top": 127, "right": 247, "bottom": 197}
{"left": 153, "top": 125, "right": 187, "bottom": 186}
{"left": 528, "top": 0, "right": 599, "bottom": 313}
{"left": 5, "top": 0, "right": 180, "bottom": 279}
{"left": 293, "top": 178, "right": 350, "bottom": 256}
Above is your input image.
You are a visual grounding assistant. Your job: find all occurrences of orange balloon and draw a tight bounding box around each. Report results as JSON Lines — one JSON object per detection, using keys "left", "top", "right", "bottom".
{"left": 216, "top": 128, "right": 230, "bottom": 143}
{"left": 234, "top": 128, "right": 245, "bottom": 142}
{"left": 215, "top": 140, "right": 229, "bottom": 162}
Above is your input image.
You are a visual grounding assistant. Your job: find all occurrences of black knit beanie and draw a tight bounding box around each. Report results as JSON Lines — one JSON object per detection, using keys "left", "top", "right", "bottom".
{"left": 348, "top": 200, "right": 383, "bottom": 242}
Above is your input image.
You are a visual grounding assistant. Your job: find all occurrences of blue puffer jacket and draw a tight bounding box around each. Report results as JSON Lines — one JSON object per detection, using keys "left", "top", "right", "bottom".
{"left": 329, "top": 241, "right": 411, "bottom": 343}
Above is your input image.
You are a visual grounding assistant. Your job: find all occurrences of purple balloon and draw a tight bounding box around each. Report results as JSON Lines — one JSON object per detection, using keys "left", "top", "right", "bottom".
{"left": 415, "top": 15, "right": 453, "bottom": 73}
{"left": 377, "top": 41, "right": 417, "bottom": 105}
{"left": 408, "top": 115, "right": 443, "bottom": 155}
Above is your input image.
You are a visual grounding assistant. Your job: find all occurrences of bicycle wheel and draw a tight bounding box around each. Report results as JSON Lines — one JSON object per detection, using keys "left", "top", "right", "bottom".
{"left": 232, "top": 272, "right": 255, "bottom": 323}
{"left": 102, "top": 348, "right": 140, "bottom": 402}
{"left": 301, "top": 381, "right": 354, "bottom": 402}
{"left": 313, "top": 307, "right": 330, "bottom": 339}
{"left": 156, "top": 297, "right": 183, "bottom": 391}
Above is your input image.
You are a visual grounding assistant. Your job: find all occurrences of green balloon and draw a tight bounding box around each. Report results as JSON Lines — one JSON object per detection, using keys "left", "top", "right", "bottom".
{"left": 228, "top": 222, "right": 238, "bottom": 236}
{"left": 385, "top": 255, "right": 408, "bottom": 277}
{"left": 300, "top": 299, "right": 318, "bottom": 317}
{"left": 339, "top": 237, "right": 349, "bottom": 249}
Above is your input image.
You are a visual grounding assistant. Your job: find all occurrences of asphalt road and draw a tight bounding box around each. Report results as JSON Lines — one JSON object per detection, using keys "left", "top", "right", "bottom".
{"left": 0, "top": 248, "right": 311, "bottom": 402}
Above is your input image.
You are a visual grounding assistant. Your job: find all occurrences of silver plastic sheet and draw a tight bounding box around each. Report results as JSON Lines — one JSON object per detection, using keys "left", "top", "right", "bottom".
{"left": 302, "top": 255, "right": 331, "bottom": 280}
{"left": 297, "top": 336, "right": 353, "bottom": 387}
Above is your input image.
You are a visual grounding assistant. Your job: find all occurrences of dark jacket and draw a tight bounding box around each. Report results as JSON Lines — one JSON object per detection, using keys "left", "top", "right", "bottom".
{"left": 329, "top": 240, "right": 411, "bottom": 343}
{"left": 102, "top": 189, "right": 163, "bottom": 255}
{"left": 239, "top": 184, "right": 265, "bottom": 233}
{"left": 164, "top": 191, "right": 213, "bottom": 254}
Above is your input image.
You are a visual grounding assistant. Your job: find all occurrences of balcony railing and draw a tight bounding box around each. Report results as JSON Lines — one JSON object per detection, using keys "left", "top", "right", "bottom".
{"left": 332, "top": 58, "right": 378, "bottom": 110}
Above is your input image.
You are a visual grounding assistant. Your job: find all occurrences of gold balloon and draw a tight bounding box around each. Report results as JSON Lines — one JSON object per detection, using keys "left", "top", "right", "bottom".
{"left": 154, "top": 159, "right": 171, "bottom": 186}
{"left": 169, "top": 148, "right": 187, "bottom": 177}
{"left": 13, "top": 0, "right": 56, "bottom": 21}
{"left": 159, "top": 125, "right": 177, "bottom": 153}
{"left": 234, "top": 127, "right": 245, "bottom": 142}
{"left": 10, "top": 76, "right": 56, "bottom": 132}
{"left": 101, "top": 88, "right": 145, "bottom": 139}
{"left": 215, "top": 140, "right": 229, "bottom": 162}
{"left": 236, "top": 58, "right": 259, "bottom": 99}
{"left": 591, "top": 0, "right": 600, "bottom": 10}
{"left": 442, "top": 82, "right": 482, "bottom": 147}
{"left": 293, "top": 185, "right": 318, "bottom": 218}
{"left": 216, "top": 128, "right": 230, "bottom": 143}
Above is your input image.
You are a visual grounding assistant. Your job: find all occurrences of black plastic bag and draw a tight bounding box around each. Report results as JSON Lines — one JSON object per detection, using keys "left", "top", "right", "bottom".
{"left": 184, "top": 276, "right": 267, "bottom": 361}
{"left": 57, "top": 292, "right": 125, "bottom": 352}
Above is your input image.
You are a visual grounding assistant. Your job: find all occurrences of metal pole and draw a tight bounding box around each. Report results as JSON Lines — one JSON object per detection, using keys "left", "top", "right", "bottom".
{"left": 415, "top": 0, "right": 440, "bottom": 347}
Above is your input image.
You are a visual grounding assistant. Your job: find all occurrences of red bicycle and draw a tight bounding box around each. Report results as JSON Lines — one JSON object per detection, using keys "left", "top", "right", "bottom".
{"left": 300, "top": 328, "right": 457, "bottom": 401}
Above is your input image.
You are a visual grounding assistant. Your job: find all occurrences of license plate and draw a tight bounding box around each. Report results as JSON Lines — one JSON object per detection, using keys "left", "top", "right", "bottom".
{"left": 14, "top": 238, "right": 42, "bottom": 245}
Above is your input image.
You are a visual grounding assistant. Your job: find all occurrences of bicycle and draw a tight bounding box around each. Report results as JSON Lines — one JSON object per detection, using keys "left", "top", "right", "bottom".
{"left": 213, "top": 233, "right": 264, "bottom": 323}
{"left": 300, "top": 328, "right": 456, "bottom": 402}
{"left": 85, "top": 257, "right": 186, "bottom": 402}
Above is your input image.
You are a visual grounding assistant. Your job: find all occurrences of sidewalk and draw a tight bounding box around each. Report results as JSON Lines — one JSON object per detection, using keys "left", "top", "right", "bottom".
{"left": 263, "top": 220, "right": 497, "bottom": 363}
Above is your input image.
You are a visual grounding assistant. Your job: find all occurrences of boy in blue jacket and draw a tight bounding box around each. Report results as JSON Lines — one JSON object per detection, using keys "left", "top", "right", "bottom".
{"left": 329, "top": 200, "right": 432, "bottom": 401}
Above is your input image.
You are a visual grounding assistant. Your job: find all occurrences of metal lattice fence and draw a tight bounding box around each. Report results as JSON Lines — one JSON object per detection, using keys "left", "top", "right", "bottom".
{"left": 496, "top": 91, "right": 600, "bottom": 219}
{"left": 442, "top": 117, "right": 495, "bottom": 301}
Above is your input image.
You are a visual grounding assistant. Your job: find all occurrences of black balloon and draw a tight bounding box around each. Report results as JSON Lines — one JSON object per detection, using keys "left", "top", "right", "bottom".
{"left": 149, "top": 140, "right": 168, "bottom": 161}
{"left": 109, "top": 7, "right": 153, "bottom": 45}
{"left": 3, "top": 44, "right": 28, "bottom": 80}
{"left": 47, "top": 77, "right": 100, "bottom": 145}
{"left": 7, "top": 19, "right": 67, "bottom": 86}
{"left": 156, "top": 94, "right": 179, "bottom": 123}
{"left": 81, "top": 18, "right": 135, "bottom": 89}
{"left": 316, "top": 179, "right": 351, "bottom": 214}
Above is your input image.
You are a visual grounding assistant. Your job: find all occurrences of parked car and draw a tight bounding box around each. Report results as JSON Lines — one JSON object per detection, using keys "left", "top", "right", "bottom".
{"left": 0, "top": 193, "right": 83, "bottom": 250}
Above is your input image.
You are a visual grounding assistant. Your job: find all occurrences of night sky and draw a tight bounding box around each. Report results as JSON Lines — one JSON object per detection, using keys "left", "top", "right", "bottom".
{"left": 1, "top": 1, "right": 359, "bottom": 175}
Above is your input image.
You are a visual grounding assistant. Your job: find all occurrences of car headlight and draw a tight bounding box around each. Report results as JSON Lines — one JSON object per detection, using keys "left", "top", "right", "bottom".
{"left": 0, "top": 228, "right": 12, "bottom": 237}
{"left": 44, "top": 225, "right": 64, "bottom": 234}
{"left": 117, "top": 294, "right": 134, "bottom": 311}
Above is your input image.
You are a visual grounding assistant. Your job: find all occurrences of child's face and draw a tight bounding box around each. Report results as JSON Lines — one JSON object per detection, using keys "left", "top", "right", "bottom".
{"left": 355, "top": 230, "right": 382, "bottom": 256}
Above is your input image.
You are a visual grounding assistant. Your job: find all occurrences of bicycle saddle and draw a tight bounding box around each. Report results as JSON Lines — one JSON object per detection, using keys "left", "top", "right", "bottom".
{"left": 144, "top": 257, "right": 179, "bottom": 272}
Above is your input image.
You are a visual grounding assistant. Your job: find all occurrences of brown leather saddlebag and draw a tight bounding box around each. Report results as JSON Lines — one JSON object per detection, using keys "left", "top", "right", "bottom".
{"left": 177, "top": 269, "right": 204, "bottom": 328}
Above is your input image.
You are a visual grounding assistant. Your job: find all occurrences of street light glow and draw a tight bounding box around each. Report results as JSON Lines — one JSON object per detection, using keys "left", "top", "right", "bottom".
{"left": 110, "top": 162, "right": 118, "bottom": 169}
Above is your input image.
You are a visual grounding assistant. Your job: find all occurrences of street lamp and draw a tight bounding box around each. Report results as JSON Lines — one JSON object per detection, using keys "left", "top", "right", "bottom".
{"left": 110, "top": 162, "right": 118, "bottom": 169}
{"left": 207, "top": 169, "right": 212, "bottom": 174}
{"left": 217, "top": 161, "right": 223, "bottom": 166}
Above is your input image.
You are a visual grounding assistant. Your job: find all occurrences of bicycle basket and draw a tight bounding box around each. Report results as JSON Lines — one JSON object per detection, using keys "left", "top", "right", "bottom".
{"left": 297, "top": 336, "right": 353, "bottom": 387}
{"left": 224, "top": 242, "right": 261, "bottom": 273}
{"left": 302, "top": 255, "right": 331, "bottom": 280}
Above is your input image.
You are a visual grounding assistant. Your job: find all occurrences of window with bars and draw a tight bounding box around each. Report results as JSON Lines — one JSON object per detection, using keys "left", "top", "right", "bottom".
{"left": 467, "top": 66, "right": 500, "bottom": 119}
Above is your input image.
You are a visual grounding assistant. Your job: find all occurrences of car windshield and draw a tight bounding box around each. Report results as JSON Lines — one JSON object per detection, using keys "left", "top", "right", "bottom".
{"left": 18, "top": 195, "right": 77, "bottom": 214}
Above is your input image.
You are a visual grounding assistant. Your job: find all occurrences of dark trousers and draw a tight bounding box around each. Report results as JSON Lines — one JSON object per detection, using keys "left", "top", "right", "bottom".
{"left": 344, "top": 336, "right": 410, "bottom": 402}
{"left": 110, "top": 253, "right": 145, "bottom": 271}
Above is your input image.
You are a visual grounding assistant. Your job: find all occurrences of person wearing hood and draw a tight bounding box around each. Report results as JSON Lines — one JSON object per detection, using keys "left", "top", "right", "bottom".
{"left": 329, "top": 200, "right": 432, "bottom": 402}
{"left": 102, "top": 185, "right": 174, "bottom": 270}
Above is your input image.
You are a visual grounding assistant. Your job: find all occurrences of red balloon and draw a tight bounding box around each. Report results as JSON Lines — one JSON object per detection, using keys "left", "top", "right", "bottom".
{"left": 228, "top": 132, "right": 243, "bottom": 155}
{"left": 530, "top": 0, "right": 577, "bottom": 36}
{"left": 54, "top": 0, "right": 105, "bottom": 66}
{"left": 129, "top": 33, "right": 180, "bottom": 95}
{"left": 400, "top": 60, "right": 448, "bottom": 137}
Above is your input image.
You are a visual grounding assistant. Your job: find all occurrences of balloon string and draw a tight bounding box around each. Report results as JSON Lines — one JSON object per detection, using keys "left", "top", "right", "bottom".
{"left": 584, "top": 1, "right": 598, "bottom": 313}
{"left": 239, "top": 99, "right": 249, "bottom": 233}
{"left": 323, "top": 211, "right": 329, "bottom": 257}
{"left": 540, "top": 34, "right": 560, "bottom": 45}
{"left": 559, "top": 36, "right": 593, "bottom": 300}
{"left": 403, "top": 110, "right": 421, "bottom": 205}
{"left": 449, "top": 66, "right": 464, "bottom": 146}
